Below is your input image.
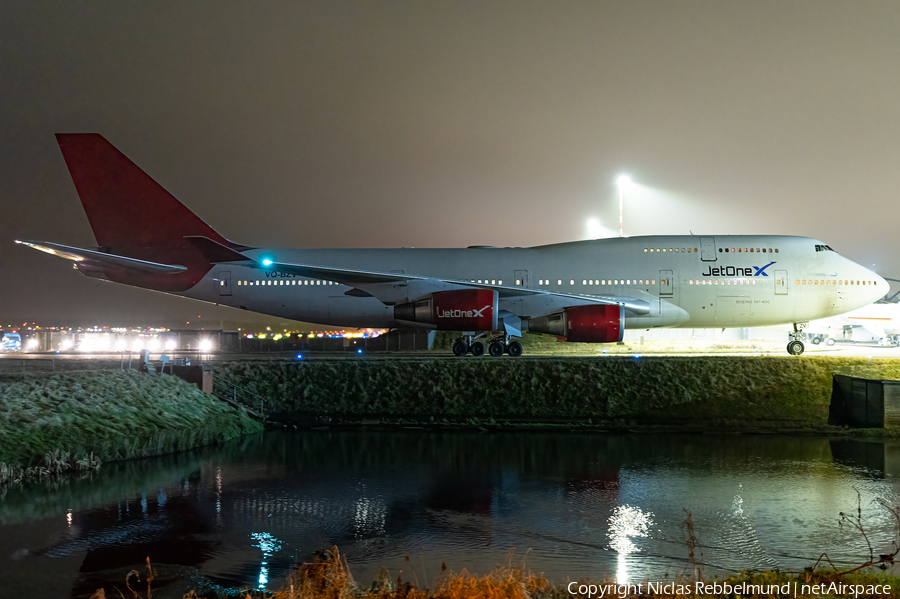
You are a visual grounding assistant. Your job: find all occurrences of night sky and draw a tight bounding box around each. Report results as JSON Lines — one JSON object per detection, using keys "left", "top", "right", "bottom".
{"left": 2, "top": 1, "right": 898, "bottom": 326}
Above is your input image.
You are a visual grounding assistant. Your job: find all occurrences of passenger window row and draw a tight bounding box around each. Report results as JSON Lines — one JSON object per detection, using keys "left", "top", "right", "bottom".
{"left": 719, "top": 247, "right": 778, "bottom": 253}
{"left": 237, "top": 280, "right": 336, "bottom": 286}
{"left": 797, "top": 279, "right": 873, "bottom": 286}
{"left": 644, "top": 248, "right": 697, "bottom": 253}
{"left": 689, "top": 279, "right": 757, "bottom": 286}
{"left": 233, "top": 275, "right": 876, "bottom": 290}
{"left": 537, "top": 279, "right": 656, "bottom": 286}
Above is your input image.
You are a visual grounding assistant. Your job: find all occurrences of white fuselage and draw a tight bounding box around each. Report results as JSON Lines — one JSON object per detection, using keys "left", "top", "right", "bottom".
{"left": 182, "top": 235, "right": 887, "bottom": 331}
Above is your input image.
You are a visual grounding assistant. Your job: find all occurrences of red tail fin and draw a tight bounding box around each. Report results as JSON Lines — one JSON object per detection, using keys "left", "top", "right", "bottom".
{"left": 56, "top": 134, "right": 244, "bottom": 251}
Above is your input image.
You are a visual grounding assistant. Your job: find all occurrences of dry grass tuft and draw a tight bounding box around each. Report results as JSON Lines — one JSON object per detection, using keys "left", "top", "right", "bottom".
{"left": 83, "top": 546, "right": 900, "bottom": 599}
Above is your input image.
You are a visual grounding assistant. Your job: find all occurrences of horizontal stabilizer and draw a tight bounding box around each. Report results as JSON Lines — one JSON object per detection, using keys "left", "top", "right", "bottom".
{"left": 184, "top": 236, "right": 251, "bottom": 263}
{"left": 15, "top": 240, "right": 188, "bottom": 274}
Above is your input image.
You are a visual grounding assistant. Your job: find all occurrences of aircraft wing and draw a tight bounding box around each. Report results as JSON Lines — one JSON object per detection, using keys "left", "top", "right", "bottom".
{"left": 15, "top": 240, "right": 188, "bottom": 274}
{"left": 242, "top": 258, "right": 652, "bottom": 315}
{"left": 232, "top": 259, "right": 427, "bottom": 285}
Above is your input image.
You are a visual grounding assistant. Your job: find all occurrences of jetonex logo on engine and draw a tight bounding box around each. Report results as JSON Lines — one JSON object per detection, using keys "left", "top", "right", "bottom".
{"left": 702, "top": 261, "right": 776, "bottom": 277}
{"left": 436, "top": 305, "right": 491, "bottom": 319}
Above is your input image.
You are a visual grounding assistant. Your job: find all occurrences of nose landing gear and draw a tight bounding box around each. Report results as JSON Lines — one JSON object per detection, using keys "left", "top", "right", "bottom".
{"left": 787, "top": 323, "right": 806, "bottom": 355}
{"left": 787, "top": 339, "right": 805, "bottom": 355}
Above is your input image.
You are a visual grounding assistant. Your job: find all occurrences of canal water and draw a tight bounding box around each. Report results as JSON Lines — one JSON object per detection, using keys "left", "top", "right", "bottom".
{"left": 2, "top": 431, "right": 900, "bottom": 598}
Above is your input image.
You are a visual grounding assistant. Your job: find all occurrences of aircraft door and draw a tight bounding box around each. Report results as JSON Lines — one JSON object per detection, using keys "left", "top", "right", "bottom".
{"left": 514, "top": 270, "right": 530, "bottom": 287}
{"left": 700, "top": 237, "right": 717, "bottom": 261}
{"left": 659, "top": 270, "right": 674, "bottom": 297}
{"left": 217, "top": 270, "right": 232, "bottom": 296}
{"left": 774, "top": 270, "right": 788, "bottom": 295}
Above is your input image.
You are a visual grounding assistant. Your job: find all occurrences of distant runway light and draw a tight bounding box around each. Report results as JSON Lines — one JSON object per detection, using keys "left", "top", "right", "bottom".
{"left": 357, "top": 348, "right": 363, "bottom": 354}
{"left": 296, "top": 354, "right": 303, "bottom": 360}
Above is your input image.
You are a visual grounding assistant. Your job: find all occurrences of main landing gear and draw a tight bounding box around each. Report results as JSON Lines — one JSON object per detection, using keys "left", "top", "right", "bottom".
{"left": 787, "top": 323, "right": 805, "bottom": 356}
{"left": 452, "top": 333, "right": 523, "bottom": 357}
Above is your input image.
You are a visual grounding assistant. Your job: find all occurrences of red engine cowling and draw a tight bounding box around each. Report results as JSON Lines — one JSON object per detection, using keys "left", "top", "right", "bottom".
{"left": 528, "top": 304, "right": 623, "bottom": 343}
{"left": 394, "top": 289, "right": 498, "bottom": 331}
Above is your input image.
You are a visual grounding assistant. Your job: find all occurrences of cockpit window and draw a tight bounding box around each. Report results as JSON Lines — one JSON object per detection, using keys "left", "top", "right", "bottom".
{"left": 815, "top": 244, "right": 836, "bottom": 252}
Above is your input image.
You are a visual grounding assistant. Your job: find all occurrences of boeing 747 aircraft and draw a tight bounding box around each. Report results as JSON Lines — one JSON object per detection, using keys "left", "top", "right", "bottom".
{"left": 17, "top": 134, "right": 888, "bottom": 356}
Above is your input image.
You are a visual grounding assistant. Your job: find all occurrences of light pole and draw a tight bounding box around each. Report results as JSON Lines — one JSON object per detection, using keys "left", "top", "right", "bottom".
{"left": 616, "top": 174, "right": 632, "bottom": 237}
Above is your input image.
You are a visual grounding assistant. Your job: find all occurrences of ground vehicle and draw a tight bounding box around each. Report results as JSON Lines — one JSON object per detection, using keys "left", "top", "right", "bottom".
{"left": 0, "top": 332, "right": 22, "bottom": 352}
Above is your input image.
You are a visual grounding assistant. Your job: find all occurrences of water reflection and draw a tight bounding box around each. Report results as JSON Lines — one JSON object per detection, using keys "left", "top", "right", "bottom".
{"left": 608, "top": 505, "right": 653, "bottom": 584}
{"left": 0, "top": 431, "right": 899, "bottom": 598}
{"left": 251, "top": 532, "right": 283, "bottom": 589}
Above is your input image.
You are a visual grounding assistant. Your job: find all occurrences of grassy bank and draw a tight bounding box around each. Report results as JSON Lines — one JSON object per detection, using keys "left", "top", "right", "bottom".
{"left": 87, "top": 546, "right": 900, "bottom": 598}
{"left": 215, "top": 356, "right": 900, "bottom": 428}
{"left": 0, "top": 371, "right": 262, "bottom": 483}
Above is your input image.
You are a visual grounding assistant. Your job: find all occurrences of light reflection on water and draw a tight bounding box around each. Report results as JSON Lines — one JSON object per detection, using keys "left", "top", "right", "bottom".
{"left": 1, "top": 432, "right": 900, "bottom": 598}
{"left": 608, "top": 505, "right": 654, "bottom": 584}
{"left": 251, "top": 532, "right": 283, "bottom": 589}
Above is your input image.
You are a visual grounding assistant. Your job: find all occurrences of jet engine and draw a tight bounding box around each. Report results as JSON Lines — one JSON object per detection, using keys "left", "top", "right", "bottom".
{"left": 528, "top": 304, "right": 624, "bottom": 343}
{"left": 394, "top": 289, "right": 498, "bottom": 331}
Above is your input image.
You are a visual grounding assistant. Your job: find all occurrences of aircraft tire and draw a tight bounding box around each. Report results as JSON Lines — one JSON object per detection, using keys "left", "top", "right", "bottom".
{"left": 787, "top": 340, "right": 804, "bottom": 356}
{"left": 470, "top": 341, "right": 485, "bottom": 357}
{"left": 488, "top": 342, "right": 505, "bottom": 357}
{"left": 452, "top": 340, "right": 468, "bottom": 357}
{"left": 826, "top": 338, "right": 835, "bottom": 346}
{"left": 811, "top": 336, "right": 821, "bottom": 345}
{"left": 507, "top": 341, "right": 523, "bottom": 357}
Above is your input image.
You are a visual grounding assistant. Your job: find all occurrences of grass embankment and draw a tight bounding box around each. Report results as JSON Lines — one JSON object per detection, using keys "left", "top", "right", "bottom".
{"left": 215, "top": 357, "right": 900, "bottom": 429}
{"left": 0, "top": 371, "right": 262, "bottom": 484}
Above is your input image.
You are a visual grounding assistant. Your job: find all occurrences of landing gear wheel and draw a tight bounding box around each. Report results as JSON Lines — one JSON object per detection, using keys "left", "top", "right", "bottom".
{"left": 452, "top": 340, "right": 468, "bottom": 357}
{"left": 470, "top": 341, "right": 485, "bottom": 357}
{"left": 826, "top": 338, "right": 835, "bottom": 346}
{"left": 488, "top": 342, "right": 505, "bottom": 357}
{"left": 787, "top": 340, "right": 805, "bottom": 356}
{"left": 507, "top": 341, "right": 523, "bottom": 357}
{"left": 811, "top": 336, "right": 821, "bottom": 345}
